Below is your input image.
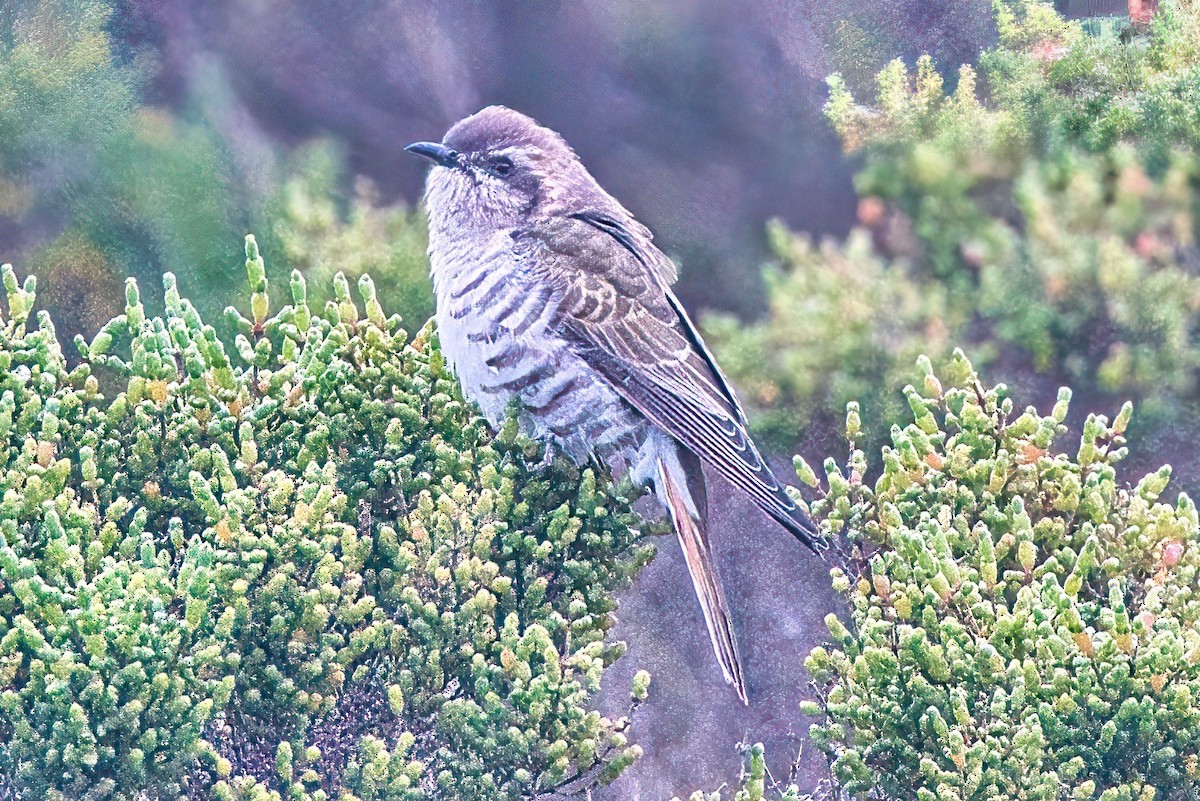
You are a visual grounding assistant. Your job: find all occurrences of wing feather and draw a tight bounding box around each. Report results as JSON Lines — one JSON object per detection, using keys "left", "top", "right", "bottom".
{"left": 523, "top": 213, "right": 826, "bottom": 553}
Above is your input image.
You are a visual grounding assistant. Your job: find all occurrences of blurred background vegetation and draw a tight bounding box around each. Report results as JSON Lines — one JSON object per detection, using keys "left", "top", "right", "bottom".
{"left": 697, "top": 4, "right": 1200, "bottom": 795}
{"left": 3, "top": 0, "right": 1199, "bottom": 797}
{"left": 2, "top": 0, "right": 1005, "bottom": 332}
{"left": 708, "top": 0, "right": 1200, "bottom": 465}
{"left": 0, "top": 0, "right": 435, "bottom": 345}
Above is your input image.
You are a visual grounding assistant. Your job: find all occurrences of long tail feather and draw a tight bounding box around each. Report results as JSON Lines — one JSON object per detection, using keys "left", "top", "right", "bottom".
{"left": 656, "top": 449, "right": 747, "bottom": 704}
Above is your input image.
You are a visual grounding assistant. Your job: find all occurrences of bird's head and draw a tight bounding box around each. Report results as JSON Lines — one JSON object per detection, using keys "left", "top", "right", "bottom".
{"left": 407, "top": 105, "right": 596, "bottom": 236}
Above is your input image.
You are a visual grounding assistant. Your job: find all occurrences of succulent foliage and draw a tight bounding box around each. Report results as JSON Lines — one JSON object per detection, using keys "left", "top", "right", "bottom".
{"left": 0, "top": 238, "right": 651, "bottom": 799}
{"left": 682, "top": 352, "right": 1200, "bottom": 800}
{"left": 801, "top": 353, "right": 1200, "bottom": 800}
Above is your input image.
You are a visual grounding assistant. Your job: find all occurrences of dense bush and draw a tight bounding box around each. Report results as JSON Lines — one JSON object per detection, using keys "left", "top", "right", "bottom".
{"left": 803, "top": 353, "right": 1200, "bottom": 799}
{"left": 707, "top": 0, "right": 1200, "bottom": 447}
{"left": 678, "top": 352, "right": 1200, "bottom": 800}
{"left": 0, "top": 238, "right": 652, "bottom": 799}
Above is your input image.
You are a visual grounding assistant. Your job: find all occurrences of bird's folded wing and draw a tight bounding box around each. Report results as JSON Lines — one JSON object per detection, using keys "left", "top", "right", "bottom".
{"left": 518, "top": 212, "right": 811, "bottom": 536}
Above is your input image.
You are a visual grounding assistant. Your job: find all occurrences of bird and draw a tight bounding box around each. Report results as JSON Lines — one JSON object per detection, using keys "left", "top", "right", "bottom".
{"left": 406, "top": 106, "right": 828, "bottom": 703}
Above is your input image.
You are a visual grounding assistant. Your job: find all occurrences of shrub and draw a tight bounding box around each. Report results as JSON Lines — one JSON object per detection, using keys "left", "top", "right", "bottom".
{"left": 686, "top": 352, "right": 1200, "bottom": 800}
{"left": 0, "top": 237, "right": 652, "bottom": 799}
{"left": 707, "top": 0, "right": 1200, "bottom": 447}
{"left": 806, "top": 353, "right": 1200, "bottom": 799}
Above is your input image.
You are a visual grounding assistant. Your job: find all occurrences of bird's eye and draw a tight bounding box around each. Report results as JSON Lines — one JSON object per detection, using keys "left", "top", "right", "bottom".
{"left": 489, "top": 155, "right": 515, "bottom": 176}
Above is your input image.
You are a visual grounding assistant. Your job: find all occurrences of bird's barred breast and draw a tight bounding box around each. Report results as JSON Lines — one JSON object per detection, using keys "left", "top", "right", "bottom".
{"left": 432, "top": 244, "right": 648, "bottom": 465}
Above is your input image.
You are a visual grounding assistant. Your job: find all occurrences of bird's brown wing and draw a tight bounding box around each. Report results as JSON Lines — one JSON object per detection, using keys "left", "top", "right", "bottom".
{"left": 518, "top": 212, "right": 825, "bottom": 552}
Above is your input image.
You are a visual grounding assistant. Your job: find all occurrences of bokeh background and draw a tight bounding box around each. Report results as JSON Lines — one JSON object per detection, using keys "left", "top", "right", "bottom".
{"left": 1, "top": 0, "right": 1003, "bottom": 327}
{"left": 4, "top": 0, "right": 1197, "bottom": 797}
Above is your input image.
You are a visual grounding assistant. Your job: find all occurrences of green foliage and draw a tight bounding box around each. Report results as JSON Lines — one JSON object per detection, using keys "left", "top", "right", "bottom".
{"left": 803, "top": 352, "right": 1200, "bottom": 799}
{"left": 809, "top": 0, "right": 994, "bottom": 98}
{"left": 0, "top": 1, "right": 433, "bottom": 330}
{"left": 0, "top": 0, "right": 138, "bottom": 189}
{"left": 708, "top": 0, "right": 1200, "bottom": 446}
{"left": 0, "top": 238, "right": 652, "bottom": 798}
{"left": 269, "top": 143, "right": 435, "bottom": 329}
{"left": 692, "top": 353, "right": 1200, "bottom": 800}
{"left": 0, "top": 0, "right": 237, "bottom": 316}
{"left": 702, "top": 225, "right": 952, "bottom": 448}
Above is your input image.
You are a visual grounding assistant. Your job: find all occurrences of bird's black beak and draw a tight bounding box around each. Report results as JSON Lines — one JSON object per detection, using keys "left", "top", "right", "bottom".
{"left": 405, "top": 141, "right": 461, "bottom": 169}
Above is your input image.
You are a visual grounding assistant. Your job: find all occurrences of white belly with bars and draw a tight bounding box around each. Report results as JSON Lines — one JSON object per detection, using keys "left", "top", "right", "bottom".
{"left": 430, "top": 232, "right": 666, "bottom": 484}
